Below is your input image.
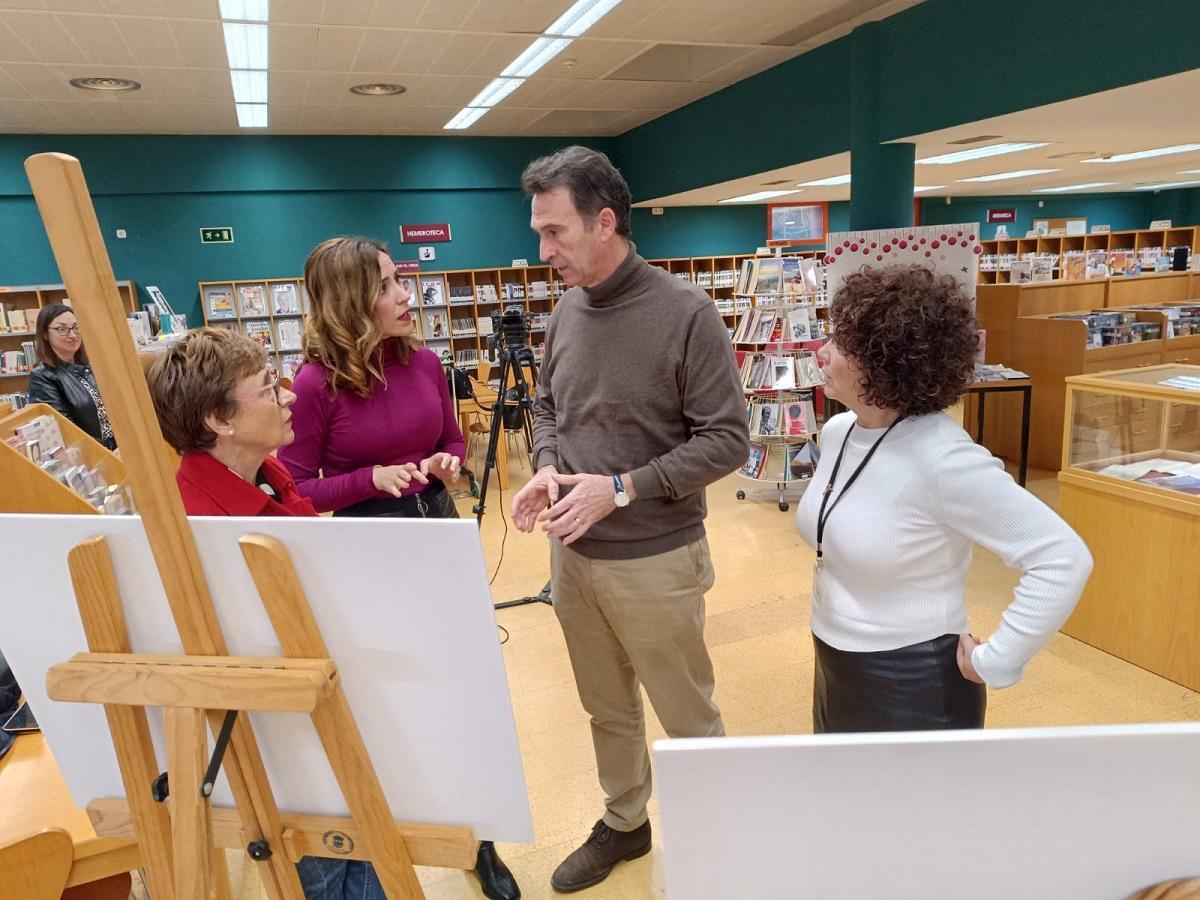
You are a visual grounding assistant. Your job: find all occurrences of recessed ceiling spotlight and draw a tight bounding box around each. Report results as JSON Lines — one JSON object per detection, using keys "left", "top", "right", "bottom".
{"left": 349, "top": 83, "right": 407, "bottom": 96}
{"left": 562, "top": 58, "right": 578, "bottom": 69}
{"left": 69, "top": 76, "right": 141, "bottom": 92}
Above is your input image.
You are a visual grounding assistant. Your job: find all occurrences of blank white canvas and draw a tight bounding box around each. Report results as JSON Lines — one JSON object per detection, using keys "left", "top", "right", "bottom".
{"left": 0, "top": 514, "right": 533, "bottom": 843}
{"left": 655, "top": 725, "right": 1200, "bottom": 899}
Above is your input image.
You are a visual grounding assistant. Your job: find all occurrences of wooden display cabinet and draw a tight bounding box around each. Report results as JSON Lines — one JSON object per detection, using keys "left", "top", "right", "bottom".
{"left": 0, "top": 403, "right": 125, "bottom": 514}
{"left": 1057, "top": 364, "right": 1200, "bottom": 692}
{"left": 978, "top": 224, "right": 1199, "bottom": 284}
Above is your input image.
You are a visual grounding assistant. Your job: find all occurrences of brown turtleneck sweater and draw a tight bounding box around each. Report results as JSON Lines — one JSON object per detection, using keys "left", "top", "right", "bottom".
{"left": 532, "top": 244, "right": 750, "bottom": 560}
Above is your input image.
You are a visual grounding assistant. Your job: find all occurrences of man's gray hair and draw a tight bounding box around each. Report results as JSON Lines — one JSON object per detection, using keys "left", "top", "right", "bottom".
{"left": 521, "top": 145, "right": 632, "bottom": 237}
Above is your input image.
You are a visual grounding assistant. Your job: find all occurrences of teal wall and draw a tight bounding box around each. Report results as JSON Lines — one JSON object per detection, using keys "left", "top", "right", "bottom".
{"left": 918, "top": 190, "right": 1200, "bottom": 239}
{"left": 630, "top": 201, "right": 850, "bottom": 258}
{"left": 615, "top": 0, "right": 1200, "bottom": 202}
{"left": 0, "top": 135, "right": 613, "bottom": 325}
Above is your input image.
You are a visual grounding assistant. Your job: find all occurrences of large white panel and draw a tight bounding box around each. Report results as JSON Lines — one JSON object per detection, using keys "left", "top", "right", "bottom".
{"left": 656, "top": 727, "right": 1200, "bottom": 899}
{"left": 59, "top": 13, "right": 137, "bottom": 66}
{"left": 4, "top": 11, "right": 88, "bottom": 64}
{"left": 0, "top": 514, "right": 534, "bottom": 843}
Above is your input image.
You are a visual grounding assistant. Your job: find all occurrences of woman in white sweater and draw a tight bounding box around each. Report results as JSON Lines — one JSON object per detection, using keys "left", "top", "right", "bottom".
{"left": 796, "top": 265, "right": 1092, "bottom": 732}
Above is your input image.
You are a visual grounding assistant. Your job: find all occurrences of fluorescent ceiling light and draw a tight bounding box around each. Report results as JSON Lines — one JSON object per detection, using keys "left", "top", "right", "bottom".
{"left": 1030, "top": 182, "right": 1118, "bottom": 193}
{"left": 719, "top": 190, "right": 802, "bottom": 204}
{"left": 501, "top": 36, "right": 573, "bottom": 78}
{"left": 465, "top": 77, "right": 525, "bottom": 109}
{"left": 798, "top": 174, "right": 850, "bottom": 186}
{"left": 1133, "top": 180, "right": 1200, "bottom": 191}
{"left": 444, "top": 107, "right": 490, "bottom": 130}
{"left": 1082, "top": 144, "right": 1200, "bottom": 163}
{"left": 956, "top": 168, "right": 1060, "bottom": 183}
{"left": 546, "top": 0, "right": 624, "bottom": 37}
{"left": 1179, "top": 169, "right": 1200, "bottom": 174}
{"left": 913, "top": 185, "right": 945, "bottom": 192}
{"left": 235, "top": 103, "right": 267, "bottom": 128}
{"left": 219, "top": 0, "right": 268, "bottom": 21}
{"left": 230, "top": 69, "right": 268, "bottom": 104}
{"left": 916, "top": 141, "right": 1050, "bottom": 164}
{"left": 223, "top": 22, "right": 268, "bottom": 69}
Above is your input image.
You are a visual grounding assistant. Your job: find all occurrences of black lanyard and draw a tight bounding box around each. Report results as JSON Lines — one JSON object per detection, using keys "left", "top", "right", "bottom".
{"left": 815, "top": 416, "right": 905, "bottom": 565}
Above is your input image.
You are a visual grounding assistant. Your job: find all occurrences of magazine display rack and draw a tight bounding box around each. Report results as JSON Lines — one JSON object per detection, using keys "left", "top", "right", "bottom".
{"left": 198, "top": 278, "right": 307, "bottom": 379}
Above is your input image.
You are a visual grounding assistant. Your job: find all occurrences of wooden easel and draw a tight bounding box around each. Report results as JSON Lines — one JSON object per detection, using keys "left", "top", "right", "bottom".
{"left": 23, "top": 152, "right": 477, "bottom": 899}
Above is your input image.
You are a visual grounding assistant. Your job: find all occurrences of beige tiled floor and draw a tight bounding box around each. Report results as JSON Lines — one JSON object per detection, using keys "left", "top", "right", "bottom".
{"left": 204, "top": 451, "right": 1199, "bottom": 900}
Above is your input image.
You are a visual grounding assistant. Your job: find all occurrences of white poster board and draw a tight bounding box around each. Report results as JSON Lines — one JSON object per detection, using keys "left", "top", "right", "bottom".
{"left": 0, "top": 514, "right": 534, "bottom": 843}
{"left": 823, "top": 222, "right": 982, "bottom": 305}
{"left": 654, "top": 725, "right": 1200, "bottom": 899}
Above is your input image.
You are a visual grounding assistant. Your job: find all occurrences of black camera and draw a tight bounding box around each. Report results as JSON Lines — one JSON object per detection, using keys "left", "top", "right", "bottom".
{"left": 489, "top": 304, "right": 531, "bottom": 350}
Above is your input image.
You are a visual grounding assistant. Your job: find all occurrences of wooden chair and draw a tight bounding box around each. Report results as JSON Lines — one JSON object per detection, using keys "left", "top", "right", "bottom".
{"left": 0, "top": 828, "right": 74, "bottom": 900}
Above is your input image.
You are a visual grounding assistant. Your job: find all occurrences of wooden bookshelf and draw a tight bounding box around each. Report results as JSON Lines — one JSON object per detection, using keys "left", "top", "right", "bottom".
{"left": 0, "top": 281, "right": 138, "bottom": 391}
{"left": 0, "top": 402, "right": 125, "bottom": 514}
{"left": 978, "top": 225, "right": 1199, "bottom": 284}
{"left": 198, "top": 278, "right": 307, "bottom": 378}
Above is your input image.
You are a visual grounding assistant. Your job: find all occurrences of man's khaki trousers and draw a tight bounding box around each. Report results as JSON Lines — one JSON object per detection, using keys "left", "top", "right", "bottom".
{"left": 550, "top": 537, "right": 725, "bottom": 832}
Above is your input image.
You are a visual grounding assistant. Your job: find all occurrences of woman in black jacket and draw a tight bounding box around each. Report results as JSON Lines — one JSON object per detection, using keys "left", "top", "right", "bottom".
{"left": 26, "top": 303, "right": 117, "bottom": 450}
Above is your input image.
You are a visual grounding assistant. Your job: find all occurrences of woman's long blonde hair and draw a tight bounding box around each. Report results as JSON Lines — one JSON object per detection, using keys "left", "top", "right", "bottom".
{"left": 302, "top": 237, "right": 413, "bottom": 396}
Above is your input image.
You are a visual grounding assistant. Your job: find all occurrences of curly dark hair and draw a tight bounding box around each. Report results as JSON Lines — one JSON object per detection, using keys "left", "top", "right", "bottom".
{"left": 829, "top": 265, "right": 978, "bottom": 415}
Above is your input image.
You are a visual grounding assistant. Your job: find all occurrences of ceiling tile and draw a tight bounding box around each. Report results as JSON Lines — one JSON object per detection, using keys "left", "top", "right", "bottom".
{"left": 170, "top": 19, "right": 226, "bottom": 69}
{"left": 0, "top": 67, "right": 31, "bottom": 98}
{"left": 414, "top": 0, "right": 477, "bottom": 31}
{"left": 696, "top": 44, "right": 799, "bottom": 83}
{"left": 551, "top": 38, "right": 651, "bottom": 80}
{"left": 60, "top": 14, "right": 137, "bottom": 66}
{"left": 366, "top": 0, "right": 428, "bottom": 27}
{"left": 33, "top": 0, "right": 103, "bottom": 11}
{"left": 582, "top": 0, "right": 669, "bottom": 40}
{"left": 321, "top": 0, "right": 378, "bottom": 26}
{"left": 0, "top": 21, "right": 42, "bottom": 64}
{"left": 351, "top": 28, "right": 401, "bottom": 72}
{"left": 605, "top": 43, "right": 751, "bottom": 82}
{"left": 114, "top": 16, "right": 182, "bottom": 68}
{"left": 310, "top": 25, "right": 364, "bottom": 71}
{"left": 529, "top": 107, "right": 631, "bottom": 133}
{"left": 270, "top": 0, "right": 325, "bottom": 25}
{"left": 186, "top": 68, "right": 234, "bottom": 103}
{"left": 304, "top": 72, "right": 346, "bottom": 105}
{"left": 269, "top": 71, "right": 308, "bottom": 104}
{"left": 4, "top": 11, "right": 87, "bottom": 64}
{"left": 0, "top": 0, "right": 48, "bottom": 7}
{"left": 6, "top": 62, "right": 76, "bottom": 99}
{"left": 163, "top": 0, "right": 219, "bottom": 17}
{"left": 462, "top": 0, "right": 567, "bottom": 33}
{"left": 392, "top": 30, "right": 453, "bottom": 75}
{"left": 102, "top": 0, "right": 170, "bottom": 14}
{"left": 270, "top": 23, "right": 320, "bottom": 71}
{"left": 508, "top": 77, "right": 578, "bottom": 108}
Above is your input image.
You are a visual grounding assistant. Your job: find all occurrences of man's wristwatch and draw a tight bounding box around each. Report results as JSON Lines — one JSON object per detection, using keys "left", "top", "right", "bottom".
{"left": 612, "top": 474, "right": 630, "bottom": 508}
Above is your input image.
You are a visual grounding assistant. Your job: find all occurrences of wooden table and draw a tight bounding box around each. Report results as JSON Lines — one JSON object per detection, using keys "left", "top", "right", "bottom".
{"left": 459, "top": 388, "right": 509, "bottom": 491}
{"left": 0, "top": 732, "right": 139, "bottom": 895}
{"left": 965, "top": 378, "right": 1033, "bottom": 486}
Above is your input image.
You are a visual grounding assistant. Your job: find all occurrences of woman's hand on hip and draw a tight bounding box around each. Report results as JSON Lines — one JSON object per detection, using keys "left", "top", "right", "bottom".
{"left": 957, "top": 633, "right": 986, "bottom": 684}
{"left": 372, "top": 463, "right": 428, "bottom": 497}
{"left": 420, "top": 452, "right": 461, "bottom": 484}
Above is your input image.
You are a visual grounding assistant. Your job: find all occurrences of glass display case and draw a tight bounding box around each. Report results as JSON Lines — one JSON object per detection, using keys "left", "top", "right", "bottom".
{"left": 1063, "top": 363, "right": 1200, "bottom": 510}
{"left": 1058, "top": 363, "right": 1200, "bottom": 692}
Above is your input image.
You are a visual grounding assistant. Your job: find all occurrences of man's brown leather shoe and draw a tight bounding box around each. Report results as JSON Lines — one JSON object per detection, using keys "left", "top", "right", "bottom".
{"left": 550, "top": 819, "right": 651, "bottom": 893}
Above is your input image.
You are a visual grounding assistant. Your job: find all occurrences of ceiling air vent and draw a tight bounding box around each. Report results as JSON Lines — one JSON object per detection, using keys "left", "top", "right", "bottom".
{"left": 946, "top": 134, "right": 1003, "bottom": 145}
{"left": 761, "top": 179, "right": 791, "bottom": 186}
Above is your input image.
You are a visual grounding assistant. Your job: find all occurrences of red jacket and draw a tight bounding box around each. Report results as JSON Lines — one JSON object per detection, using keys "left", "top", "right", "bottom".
{"left": 176, "top": 452, "right": 318, "bottom": 517}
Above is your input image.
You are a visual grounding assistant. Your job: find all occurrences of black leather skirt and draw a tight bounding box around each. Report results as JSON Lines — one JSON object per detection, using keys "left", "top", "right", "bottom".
{"left": 812, "top": 633, "right": 986, "bottom": 734}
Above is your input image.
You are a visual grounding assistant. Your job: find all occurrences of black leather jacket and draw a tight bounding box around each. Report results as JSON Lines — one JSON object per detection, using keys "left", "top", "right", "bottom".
{"left": 26, "top": 362, "right": 117, "bottom": 450}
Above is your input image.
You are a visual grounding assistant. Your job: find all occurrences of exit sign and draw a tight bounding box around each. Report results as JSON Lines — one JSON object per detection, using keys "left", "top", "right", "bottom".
{"left": 200, "top": 227, "right": 234, "bottom": 244}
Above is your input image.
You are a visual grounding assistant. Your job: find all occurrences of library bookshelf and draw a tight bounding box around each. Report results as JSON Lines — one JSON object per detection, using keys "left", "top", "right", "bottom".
{"left": 0, "top": 281, "right": 138, "bottom": 393}
{"left": 978, "top": 225, "right": 1199, "bottom": 285}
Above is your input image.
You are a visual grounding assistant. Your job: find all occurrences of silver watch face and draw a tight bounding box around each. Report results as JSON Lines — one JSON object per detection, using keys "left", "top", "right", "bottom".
{"left": 614, "top": 491, "right": 630, "bottom": 508}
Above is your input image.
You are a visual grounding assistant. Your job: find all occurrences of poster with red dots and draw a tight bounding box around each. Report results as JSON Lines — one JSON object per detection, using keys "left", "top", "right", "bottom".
{"left": 823, "top": 222, "right": 982, "bottom": 307}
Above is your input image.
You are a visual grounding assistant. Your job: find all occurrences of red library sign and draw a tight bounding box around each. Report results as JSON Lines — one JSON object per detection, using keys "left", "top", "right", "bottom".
{"left": 400, "top": 223, "right": 452, "bottom": 243}
{"left": 987, "top": 208, "right": 1017, "bottom": 223}
{"left": 394, "top": 260, "right": 421, "bottom": 273}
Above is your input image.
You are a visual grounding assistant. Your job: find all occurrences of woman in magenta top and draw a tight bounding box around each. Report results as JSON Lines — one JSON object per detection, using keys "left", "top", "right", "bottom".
{"left": 280, "top": 237, "right": 467, "bottom": 519}
{"left": 278, "top": 237, "right": 519, "bottom": 900}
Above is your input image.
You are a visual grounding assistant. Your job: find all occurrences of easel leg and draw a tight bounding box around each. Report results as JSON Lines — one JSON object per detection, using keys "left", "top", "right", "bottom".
{"left": 166, "top": 707, "right": 212, "bottom": 900}
{"left": 210, "top": 847, "right": 234, "bottom": 900}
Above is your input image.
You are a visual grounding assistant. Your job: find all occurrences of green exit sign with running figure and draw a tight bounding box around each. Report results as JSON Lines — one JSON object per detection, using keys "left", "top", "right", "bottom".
{"left": 200, "top": 227, "right": 234, "bottom": 244}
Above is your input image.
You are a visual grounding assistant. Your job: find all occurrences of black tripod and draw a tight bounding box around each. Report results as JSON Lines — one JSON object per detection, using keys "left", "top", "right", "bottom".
{"left": 473, "top": 333, "right": 553, "bottom": 610}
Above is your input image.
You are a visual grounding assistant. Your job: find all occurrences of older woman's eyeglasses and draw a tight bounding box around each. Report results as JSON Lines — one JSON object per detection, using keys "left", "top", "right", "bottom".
{"left": 49, "top": 324, "right": 81, "bottom": 336}
{"left": 233, "top": 370, "right": 283, "bottom": 405}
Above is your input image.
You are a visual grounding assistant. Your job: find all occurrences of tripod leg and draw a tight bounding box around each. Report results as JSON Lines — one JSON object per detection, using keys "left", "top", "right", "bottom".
{"left": 473, "top": 353, "right": 512, "bottom": 523}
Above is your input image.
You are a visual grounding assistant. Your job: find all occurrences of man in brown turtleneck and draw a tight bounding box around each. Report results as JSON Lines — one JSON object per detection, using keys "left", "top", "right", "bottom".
{"left": 512, "top": 145, "right": 749, "bottom": 894}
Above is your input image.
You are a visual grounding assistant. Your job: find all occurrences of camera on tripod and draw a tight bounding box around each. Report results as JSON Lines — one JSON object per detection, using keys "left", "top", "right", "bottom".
{"left": 489, "top": 304, "right": 531, "bottom": 351}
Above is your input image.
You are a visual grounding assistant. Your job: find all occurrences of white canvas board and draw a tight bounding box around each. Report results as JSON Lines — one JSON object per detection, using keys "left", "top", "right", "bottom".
{"left": 823, "top": 222, "right": 981, "bottom": 305}
{"left": 0, "top": 514, "right": 533, "bottom": 843}
{"left": 655, "top": 724, "right": 1200, "bottom": 899}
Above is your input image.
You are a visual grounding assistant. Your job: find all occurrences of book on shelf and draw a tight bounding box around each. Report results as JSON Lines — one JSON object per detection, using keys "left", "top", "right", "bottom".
{"left": 204, "top": 286, "right": 236, "bottom": 319}
{"left": 455, "top": 348, "right": 480, "bottom": 367}
{"left": 420, "top": 276, "right": 447, "bottom": 307}
{"left": 502, "top": 282, "right": 526, "bottom": 301}
{"left": 736, "top": 259, "right": 755, "bottom": 295}
{"left": 1031, "top": 257, "right": 1055, "bottom": 283}
{"left": 752, "top": 311, "right": 776, "bottom": 344}
{"left": 243, "top": 319, "right": 273, "bottom": 352}
{"left": 1062, "top": 251, "right": 1085, "bottom": 281}
{"left": 786, "top": 441, "right": 816, "bottom": 481}
{"left": 1, "top": 305, "right": 30, "bottom": 331}
{"left": 783, "top": 398, "right": 815, "bottom": 436}
{"left": 279, "top": 353, "right": 304, "bottom": 379}
{"left": 238, "top": 284, "right": 268, "bottom": 317}
{"left": 477, "top": 315, "right": 494, "bottom": 336}
{"left": 796, "top": 353, "right": 823, "bottom": 388}
{"left": 449, "top": 285, "right": 475, "bottom": 305}
{"left": 270, "top": 282, "right": 300, "bottom": 314}
{"left": 475, "top": 284, "right": 499, "bottom": 304}
{"left": 1009, "top": 259, "right": 1033, "bottom": 284}
{"left": 274, "top": 317, "right": 303, "bottom": 351}
{"left": 424, "top": 311, "right": 448, "bottom": 340}
{"left": 1085, "top": 249, "right": 1108, "bottom": 279}
{"left": 770, "top": 356, "right": 796, "bottom": 390}
{"left": 751, "top": 402, "right": 780, "bottom": 437}
{"left": 528, "top": 280, "right": 551, "bottom": 299}
{"left": 754, "top": 257, "right": 783, "bottom": 295}
{"left": 739, "top": 442, "right": 768, "bottom": 479}
{"left": 786, "top": 307, "right": 813, "bottom": 341}
{"left": 451, "top": 317, "right": 477, "bottom": 337}
{"left": 800, "top": 258, "right": 821, "bottom": 292}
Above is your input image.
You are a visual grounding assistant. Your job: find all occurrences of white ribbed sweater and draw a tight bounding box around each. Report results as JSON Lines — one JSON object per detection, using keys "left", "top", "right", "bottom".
{"left": 796, "top": 412, "right": 1093, "bottom": 688}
